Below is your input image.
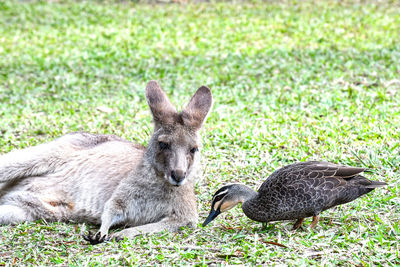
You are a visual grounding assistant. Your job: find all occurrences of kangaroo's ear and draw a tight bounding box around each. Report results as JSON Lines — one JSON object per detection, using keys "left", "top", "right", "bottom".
{"left": 181, "top": 86, "right": 213, "bottom": 129}
{"left": 146, "top": 80, "right": 177, "bottom": 127}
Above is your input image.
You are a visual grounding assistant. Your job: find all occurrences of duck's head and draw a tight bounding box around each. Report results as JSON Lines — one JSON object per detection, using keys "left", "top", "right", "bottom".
{"left": 202, "top": 184, "right": 255, "bottom": 227}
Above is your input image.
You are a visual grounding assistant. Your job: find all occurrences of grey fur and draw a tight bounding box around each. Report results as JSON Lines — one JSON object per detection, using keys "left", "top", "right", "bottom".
{"left": 0, "top": 81, "right": 213, "bottom": 243}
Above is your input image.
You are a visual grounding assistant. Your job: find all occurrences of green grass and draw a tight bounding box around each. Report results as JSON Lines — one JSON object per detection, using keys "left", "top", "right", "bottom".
{"left": 1, "top": 0, "right": 399, "bottom": 265}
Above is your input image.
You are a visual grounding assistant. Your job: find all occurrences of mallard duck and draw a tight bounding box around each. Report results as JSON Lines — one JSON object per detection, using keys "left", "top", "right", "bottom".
{"left": 203, "top": 161, "right": 386, "bottom": 229}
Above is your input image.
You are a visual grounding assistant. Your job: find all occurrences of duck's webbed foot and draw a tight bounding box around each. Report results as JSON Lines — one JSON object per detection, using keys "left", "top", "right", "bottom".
{"left": 292, "top": 218, "right": 305, "bottom": 230}
{"left": 310, "top": 215, "right": 320, "bottom": 229}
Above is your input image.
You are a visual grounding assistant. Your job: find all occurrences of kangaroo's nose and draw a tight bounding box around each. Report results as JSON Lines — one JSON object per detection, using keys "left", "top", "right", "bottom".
{"left": 171, "top": 170, "right": 186, "bottom": 184}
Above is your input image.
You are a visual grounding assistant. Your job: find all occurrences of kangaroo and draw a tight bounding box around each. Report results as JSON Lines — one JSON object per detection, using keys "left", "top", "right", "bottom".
{"left": 0, "top": 80, "right": 213, "bottom": 244}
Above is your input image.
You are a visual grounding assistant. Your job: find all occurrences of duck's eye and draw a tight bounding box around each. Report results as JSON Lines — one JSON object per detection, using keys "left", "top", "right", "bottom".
{"left": 159, "top": 142, "right": 170, "bottom": 150}
{"left": 213, "top": 194, "right": 225, "bottom": 202}
{"left": 190, "top": 147, "right": 198, "bottom": 154}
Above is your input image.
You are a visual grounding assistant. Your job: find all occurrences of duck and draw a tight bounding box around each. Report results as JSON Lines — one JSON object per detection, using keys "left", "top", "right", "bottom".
{"left": 203, "top": 161, "right": 387, "bottom": 230}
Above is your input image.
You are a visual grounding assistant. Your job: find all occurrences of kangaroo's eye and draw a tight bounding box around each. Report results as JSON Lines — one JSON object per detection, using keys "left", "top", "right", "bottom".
{"left": 190, "top": 147, "right": 198, "bottom": 154}
{"left": 159, "top": 142, "right": 170, "bottom": 150}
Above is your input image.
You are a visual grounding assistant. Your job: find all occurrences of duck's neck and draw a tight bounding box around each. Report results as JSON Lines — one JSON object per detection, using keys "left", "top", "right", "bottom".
{"left": 236, "top": 184, "right": 258, "bottom": 204}
{"left": 240, "top": 185, "right": 269, "bottom": 222}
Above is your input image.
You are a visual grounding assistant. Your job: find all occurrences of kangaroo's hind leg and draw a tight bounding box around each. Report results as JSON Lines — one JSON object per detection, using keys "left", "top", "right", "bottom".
{"left": 0, "top": 189, "right": 64, "bottom": 225}
{"left": 0, "top": 139, "right": 72, "bottom": 183}
{"left": 0, "top": 132, "right": 123, "bottom": 183}
{"left": 0, "top": 205, "right": 35, "bottom": 225}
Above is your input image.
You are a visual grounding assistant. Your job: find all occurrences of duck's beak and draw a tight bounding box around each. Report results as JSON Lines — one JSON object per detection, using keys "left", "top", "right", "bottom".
{"left": 202, "top": 208, "right": 221, "bottom": 227}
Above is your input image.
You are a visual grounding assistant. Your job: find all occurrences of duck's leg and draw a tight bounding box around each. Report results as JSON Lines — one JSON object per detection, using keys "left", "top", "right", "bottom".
{"left": 310, "top": 215, "right": 320, "bottom": 229}
{"left": 292, "top": 218, "right": 305, "bottom": 230}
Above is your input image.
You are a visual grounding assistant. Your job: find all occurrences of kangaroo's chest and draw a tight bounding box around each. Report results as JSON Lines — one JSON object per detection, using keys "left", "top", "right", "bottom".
{"left": 123, "top": 188, "right": 179, "bottom": 226}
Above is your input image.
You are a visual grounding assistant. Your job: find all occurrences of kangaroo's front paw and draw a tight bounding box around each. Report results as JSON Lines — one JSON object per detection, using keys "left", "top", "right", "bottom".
{"left": 110, "top": 228, "right": 140, "bottom": 242}
{"left": 110, "top": 233, "right": 125, "bottom": 242}
{"left": 109, "top": 231, "right": 126, "bottom": 242}
{"left": 82, "top": 231, "right": 108, "bottom": 245}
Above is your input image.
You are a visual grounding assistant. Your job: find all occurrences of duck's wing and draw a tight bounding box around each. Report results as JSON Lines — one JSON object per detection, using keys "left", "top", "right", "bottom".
{"left": 300, "top": 161, "right": 366, "bottom": 179}
{"left": 258, "top": 161, "right": 365, "bottom": 193}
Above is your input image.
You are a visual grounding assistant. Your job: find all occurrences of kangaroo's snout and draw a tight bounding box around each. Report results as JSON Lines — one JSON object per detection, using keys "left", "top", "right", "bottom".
{"left": 171, "top": 170, "right": 186, "bottom": 185}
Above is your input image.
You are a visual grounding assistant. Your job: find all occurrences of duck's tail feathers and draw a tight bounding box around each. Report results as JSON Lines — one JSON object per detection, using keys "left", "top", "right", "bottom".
{"left": 364, "top": 180, "right": 387, "bottom": 189}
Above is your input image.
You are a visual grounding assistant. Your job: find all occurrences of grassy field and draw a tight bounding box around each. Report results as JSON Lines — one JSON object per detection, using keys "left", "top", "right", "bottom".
{"left": 0, "top": 0, "right": 399, "bottom": 265}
